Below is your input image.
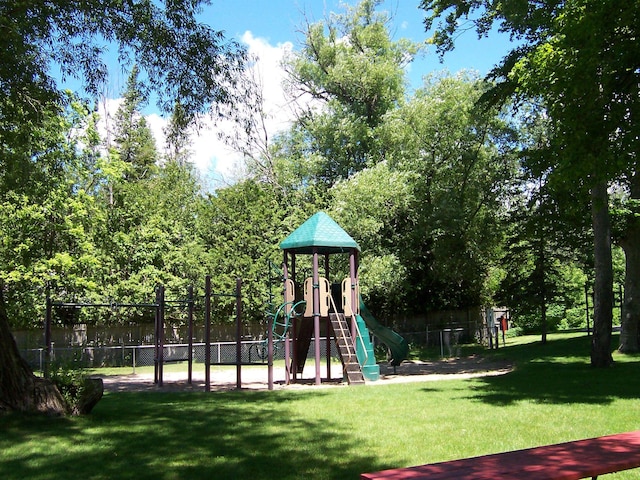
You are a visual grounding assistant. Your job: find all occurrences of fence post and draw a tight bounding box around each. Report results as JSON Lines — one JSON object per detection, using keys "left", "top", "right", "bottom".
{"left": 187, "top": 285, "right": 194, "bottom": 385}
{"left": 205, "top": 275, "right": 211, "bottom": 392}
{"left": 44, "top": 294, "right": 52, "bottom": 378}
{"left": 154, "top": 288, "right": 160, "bottom": 384}
{"left": 268, "top": 304, "right": 274, "bottom": 391}
{"left": 158, "top": 285, "right": 165, "bottom": 387}
{"left": 235, "top": 277, "right": 242, "bottom": 390}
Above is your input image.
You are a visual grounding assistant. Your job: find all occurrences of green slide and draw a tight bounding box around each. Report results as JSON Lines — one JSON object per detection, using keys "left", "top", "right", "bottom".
{"left": 358, "top": 297, "right": 409, "bottom": 367}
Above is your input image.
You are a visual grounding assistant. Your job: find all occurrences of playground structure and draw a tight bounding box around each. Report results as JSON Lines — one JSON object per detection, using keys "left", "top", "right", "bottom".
{"left": 269, "top": 212, "right": 408, "bottom": 386}
{"left": 44, "top": 277, "right": 264, "bottom": 392}
{"left": 41, "top": 213, "right": 408, "bottom": 390}
{"left": 45, "top": 286, "right": 200, "bottom": 385}
{"left": 44, "top": 291, "right": 181, "bottom": 380}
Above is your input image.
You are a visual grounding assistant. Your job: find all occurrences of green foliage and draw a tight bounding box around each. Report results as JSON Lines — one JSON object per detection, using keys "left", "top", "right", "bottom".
{"left": 49, "top": 362, "right": 88, "bottom": 412}
{"left": 276, "top": 5, "right": 519, "bottom": 316}
{"left": 0, "top": 97, "right": 104, "bottom": 326}
{"left": 0, "top": 0, "right": 247, "bottom": 330}
{"left": 331, "top": 161, "right": 415, "bottom": 256}
{"left": 198, "top": 180, "right": 310, "bottom": 323}
{"left": 0, "top": 0, "right": 246, "bottom": 131}
{"left": 421, "top": 0, "right": 640, "bottom": 365}
{"left": 282, "top": 0, "right": 424, "bottom": 186}
{"left": 0, "top": 80, "right": 210, "bottom": 327}
{"left": 336, "top": 72, "right": 517, "bottom": 312}
{"left": 112, "top": 66, "right": 158, "bottom": 181}
{"left": 497, "top": 174, "right": 592, "bottom": 335}
{"left": 1, "top": 0, "right": 618, "bottom": 343}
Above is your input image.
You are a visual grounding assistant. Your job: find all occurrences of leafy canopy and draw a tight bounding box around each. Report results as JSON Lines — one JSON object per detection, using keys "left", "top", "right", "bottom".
{"left": 0, "top": 0, "right": 246, "bottom": 129}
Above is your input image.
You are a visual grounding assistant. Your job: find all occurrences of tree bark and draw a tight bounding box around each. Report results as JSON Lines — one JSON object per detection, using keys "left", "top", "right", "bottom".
{"left": 590, "top": 180, "right": 614, "bottom": 367}
{"left": 618, "top": 172, "right": 640, "bottom": 353}
{"left": 0, "top": 290, "right": 68, "bottom": 415}
{"left": 619, "top": 234, "right": 640, "bottom": 352}
{"left": 72, "top": 378, "right": 104, "bottom": 415}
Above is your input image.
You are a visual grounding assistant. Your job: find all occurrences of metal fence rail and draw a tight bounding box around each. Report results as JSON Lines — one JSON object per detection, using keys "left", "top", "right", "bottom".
{"left": 21, "top": 338, "right": 340, "bottom": 372}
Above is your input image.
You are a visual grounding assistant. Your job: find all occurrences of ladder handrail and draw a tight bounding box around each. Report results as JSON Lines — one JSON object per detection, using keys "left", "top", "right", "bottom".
{"left": 328, "top": 292, "right": 368, "bottom": 365}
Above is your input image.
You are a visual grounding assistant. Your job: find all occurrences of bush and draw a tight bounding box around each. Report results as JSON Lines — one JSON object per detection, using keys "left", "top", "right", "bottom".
{"left": 49, "top": 362, "right": 103, "bottom": 415}
{"left": 49, "top": 363, "right": 88, "bottom": 409}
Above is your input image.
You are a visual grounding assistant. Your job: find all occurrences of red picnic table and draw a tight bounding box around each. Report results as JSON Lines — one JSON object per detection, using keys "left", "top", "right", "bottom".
{"left": 361, "top": 430, "right": 640, "bottom": 480}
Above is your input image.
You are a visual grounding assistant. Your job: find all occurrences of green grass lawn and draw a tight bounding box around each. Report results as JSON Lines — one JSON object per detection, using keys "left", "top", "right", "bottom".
{"left": 2, "top": 332, "right": 640, "bottom": 479}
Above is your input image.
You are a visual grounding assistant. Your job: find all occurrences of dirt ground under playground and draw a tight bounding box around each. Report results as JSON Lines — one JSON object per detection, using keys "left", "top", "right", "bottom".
{"left": 100, "top": 355, "right": 514, "bottom": 393}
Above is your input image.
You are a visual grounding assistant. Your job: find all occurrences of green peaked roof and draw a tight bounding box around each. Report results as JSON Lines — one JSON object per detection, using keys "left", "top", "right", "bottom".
{"left": 280, "top": 212, "right": 360, "bottom": 254}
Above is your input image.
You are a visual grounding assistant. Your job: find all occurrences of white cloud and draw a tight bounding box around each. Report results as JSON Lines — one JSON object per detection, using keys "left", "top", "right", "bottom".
{"left": 240, "top": 31, "right": 295, "bottom": 135}
{"left": 145, "top": 113, "right": 166, "bottom": 149}
{"left": 95, "top": 97, "right": 123, "bottom": 146}
{"left": 96, "top": 32, "right": 297, "bottom": 190}
{"left": 145, "top": 31, "right": 296, "bottom": 190}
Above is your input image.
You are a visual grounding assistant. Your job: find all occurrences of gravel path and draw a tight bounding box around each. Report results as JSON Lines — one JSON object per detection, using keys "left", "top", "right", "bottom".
{"left": 100, "top": 355, "right": 513, "bottom": 393}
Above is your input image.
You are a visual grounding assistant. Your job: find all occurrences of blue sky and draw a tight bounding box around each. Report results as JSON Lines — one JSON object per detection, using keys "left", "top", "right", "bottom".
{"left": 202, "top": 0, "right": 513, "bottom": 85}
{"left": 94, "top": 1, "right": 515, "bottom": 187}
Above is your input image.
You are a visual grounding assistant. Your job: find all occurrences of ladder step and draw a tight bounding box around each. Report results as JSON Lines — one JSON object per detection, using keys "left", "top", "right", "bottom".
{"left": 331, "top": 313, "right": 366, "bottom": 386}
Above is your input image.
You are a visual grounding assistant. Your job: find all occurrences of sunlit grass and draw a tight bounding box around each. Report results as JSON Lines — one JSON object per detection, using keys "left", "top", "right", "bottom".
{"left": 2, "top": 332, "right": 640, "bottom": 480}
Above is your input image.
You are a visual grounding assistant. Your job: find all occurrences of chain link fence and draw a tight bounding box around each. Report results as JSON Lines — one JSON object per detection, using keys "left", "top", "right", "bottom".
{"left": 21, "top": 338, "right": 340, "bottom": 372}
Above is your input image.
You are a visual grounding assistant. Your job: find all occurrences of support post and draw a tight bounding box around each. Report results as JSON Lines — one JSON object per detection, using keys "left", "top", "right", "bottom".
{"left": 158, "top": 285, "right": 165, "bottom": 387}
{"left": 235, "top": 277, "right": 242, "bottom": 390}
{"left": 154, "top": 287, "right": 160, "bottom": 384}
{"left": 313, "top": 249, "right": 321, "bottom": 385}
{"left": 44, "top": 293, "right": 52, "bottom": 378}
{"left": 290, "top": 252, "right": 298, "bottom": 383}
{"left": 187, "top": 285, "right": 194, "bottom": 385}
{"left": 325, "top": 254, "right": 331, "bottom": 380}
{"left": 205, "top": 275, "right": 211, "bottom": 392}
{"left": 268, "top": 306, "right": 274, "bottom": 391}
{"left": 284, "top": 326, "right": 290, "bottom": 385}
{"left": 283, "top": 251, "right": 290, "bottom": 384}
{"left": 326, "top": 317, "right": 332, "bottom": 380}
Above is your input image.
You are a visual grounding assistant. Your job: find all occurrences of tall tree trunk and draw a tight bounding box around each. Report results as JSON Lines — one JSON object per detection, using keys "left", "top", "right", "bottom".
{"left": 618, "top": 172, "right": 640, "bottom": 353}
{"left": 619, "top": 235, "right": 640, "bottom": 352}
{"left": 0, "top": 289, "right": 67, "bottom": 415}
{"left": 538, "top": 234, "right": 547, "bottom": 345}
{"left": 590, "top": 180, "right": 614, "bottom": 367}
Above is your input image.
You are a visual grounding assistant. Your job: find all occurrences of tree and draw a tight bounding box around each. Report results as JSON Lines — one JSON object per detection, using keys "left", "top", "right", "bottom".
{"left": 377, "top": 72, "right": 517, "bottom": 312}
{"left": 163, "top": 102, "right": 194, "bottom": 166}
{"left": 270, "top": 3, "right": 516, "bottom": 322}
{"left": 197, "top": 180, "right": 311, "bottom": 324}
{"left": 0, "top": 0, "right": 246, "bottom": 414}
{"left": 0, "top": 0, "right": 246, "bottom": 132}
{"left": 282, "top": 0, "right": 423, "bottom": 187}
{"left": 498, "top": 176, "right": 585, "bottom": 341}
{"left": 0, "top": 98, "right": 104, "bottom": 327}
{"left": 0, "top": 97, "right": 106, "bottom": 413}
{"left": 216, "top": 53, "right": 282, "bottom": 188}
{"left": 612, "top": 173, "right": 640, "bottom": 352}
{"left": 498, "top": 103, "right": 593, "bottom": 341}
{"left": 421, "top": 0, "right": 640, "bottom": 366}
{"left": 112, "top": 66, "right": 158, "bottom": 181}
{"left": 329, "top": 161, "right": 415, "bottom": 317}
{"left": 0, "top": 288, "right": 67, "bottom": 414}
{"left": 96, "top": 73, "right": 208, "bottom": 318}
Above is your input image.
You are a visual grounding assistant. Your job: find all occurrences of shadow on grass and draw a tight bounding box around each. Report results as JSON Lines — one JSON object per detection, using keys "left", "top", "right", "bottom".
{"left": 0, "top": 389, "right": 387, "bottom": 480}
{"left": 465, "top": 334, "right": 640, "bottom": 406}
